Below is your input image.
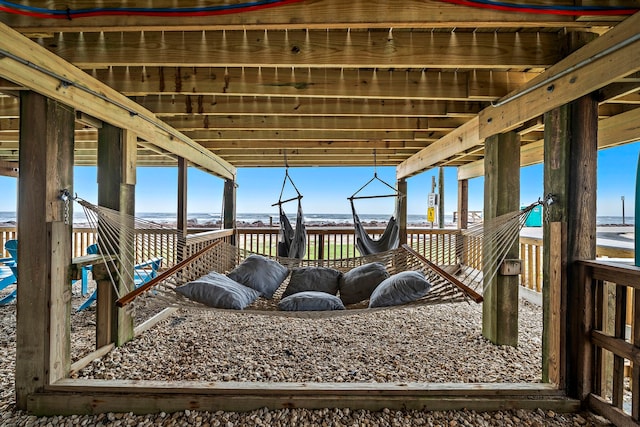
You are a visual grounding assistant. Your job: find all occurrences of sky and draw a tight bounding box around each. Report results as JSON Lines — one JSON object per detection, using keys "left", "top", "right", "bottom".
{"left": 0, "top": 141, "right": 638, "bottom": 218}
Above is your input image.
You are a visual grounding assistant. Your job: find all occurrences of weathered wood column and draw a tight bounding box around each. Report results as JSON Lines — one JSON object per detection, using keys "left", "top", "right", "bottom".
{"left": 97, "top": 124, "right": 136, "bottom": 347}
{"left": 542, "top": 94, "right": 598, "bottom": 397}
{"left": 456, "top": 178, "right": 469, "bottom": 266}
{"left": 438, "top": 167, "right": 445, "bottom": 228}
{"left": 223, "top": 178, "right": 237, "bottom": 244}
{"left": 542, "top": 33, "right": 598, "bottom": 400}
{"left": 16, "top": 92, "right": 74, "bottom": 409}
{"left": 396, "top": 178, "right": 407, "bottom": 245}
{"left": 177, "top": 157, "right": 188, "bottom": 260}
{"left": 482, "top": 131, "right": 520, "bottom": 346}
{"left": 457, "top": 179, "right": 469, "bottom": 230}
{"left": 542, "top": 105, "right": 570, "bottom": 386}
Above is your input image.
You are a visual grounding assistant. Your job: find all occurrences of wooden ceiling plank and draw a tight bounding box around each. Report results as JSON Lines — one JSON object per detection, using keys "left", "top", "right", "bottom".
{"left": 199, "top": 141, "right": 428, "bottom": 150}
{"left": 184, "top": 129, "right": 421, "bottom": 141}
{"left": 44, "top": 31, "right": 560, "bottom": 69}
{"left": 140, "top": 96, "right": 485, "bottom": 118}
{"left": 0, "top": 22, "right": 235, "bottom": 179}
{"left": 89, "top": 67, "right": 537, "bottom": 101}
{"left": 396, "top": 116, "right": 481, "bottom": 179}
{"left": 599, "top": 82, "right": 640, "bottom": 102}
{"left": 2, "top": 0, "right": 596, "bottom": 32}
{"left": 162, "top": 116, "right": 468, "bottom": 132}
{"left": 479, "top": 12, "right": 640, "bottom": 138}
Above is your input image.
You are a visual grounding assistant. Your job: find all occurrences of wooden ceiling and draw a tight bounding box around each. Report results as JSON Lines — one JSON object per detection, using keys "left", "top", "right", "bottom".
{"left": 0, "top": 1, "right": 639, "bottom": 180}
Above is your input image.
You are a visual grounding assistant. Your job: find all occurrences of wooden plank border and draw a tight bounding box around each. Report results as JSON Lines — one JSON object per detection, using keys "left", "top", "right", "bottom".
{"left": 30, "top": 382, "right": 578, "bottom": 416}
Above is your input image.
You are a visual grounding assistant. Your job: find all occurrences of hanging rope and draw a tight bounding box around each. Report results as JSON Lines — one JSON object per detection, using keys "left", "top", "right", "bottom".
{"left": 271, "top": 156, "right": 306, "bottom": 258}
{"left": 348, "top": 150, "right": 401, "bottom": 255}
{"left": 74, "top": 197, "right": 183, "bottom": 310}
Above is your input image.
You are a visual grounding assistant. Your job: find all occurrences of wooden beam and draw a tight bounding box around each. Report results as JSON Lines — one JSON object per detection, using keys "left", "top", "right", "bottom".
{"left": 162, "top": 116, "right": 468, "bottom": 132}
{"left": 90, "top": 67, "right": 536, "bottom": 101}
{"left": 0, "top": 22, "right": 235, "bottom": 180}
{"left": 598, "top": 106, "right": 640, "bottom": 148}
{"left": 203, "top": 140, "right": 430, "bottom": 150}
{"left": 4, "top": 0, "right": 596, "bottom": 33}
{"left": 15, "top": 92, "right": 73, "bottom": 409}
{"left": 0, "top": 96, "right": 489, "bottom": 120}
{"left": 30, "top": 380, "right": 579, "bottom": 415}
{"left": 397, "top": 117, "right": 481, "bottom": 179}
{"left": 140, "top": 97, "right": 485, "bottom": 118}
{"left": 43, "top": 30, "right": 559, "bottom": 69}
{"left": 188, "top": 129, "right": 427, "bottom": 142}
{"left": 479, "top": 12, "right": 640, "bottom": 138}
{"left": 0, "top": 160, "right": 18, "bottom": 177}
{"left": 598, "top": 81, "right": 640, "bottom": 102}
{"left": 459, "top": 105, "right": 640, "bottom": 180}
{"left": 0, "top": 95, "right": 19, "bottom": 118}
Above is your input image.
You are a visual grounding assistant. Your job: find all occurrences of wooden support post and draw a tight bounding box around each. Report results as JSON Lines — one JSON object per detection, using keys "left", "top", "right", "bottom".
{"left": 97, "top": 124, "right": 136, "bottom": 347}
{"left": 456, "top": 178, "right": 469, "bottom": 266}
{"left": 222, "top": 178, "right": 236, "bottom": 246}
{"left": 457, "top": 179, "right": 469, "bottom": 230}
{"left": 482, "top": 131, "right": 520, "bottom": 346}
{"left": 568, "top": 93, "right": 598, "bottom": 400}
{"left": 15, "top": 92, "right": 74, "bottom": 409}
{"left": 396, "top": 178, "right": 407, "bottom": 246}
{"left": 543, "top": 105, "right": 570, "bottom": 384}
{"left": 438, "top": 167, "right": 445, "bottom": 228}
{"left": 177, "top": 157, "right": 188, "bottom": 261}
{"left": 548, "top": 221, "right": 566, "bottom": 386}
{"left": 542, "top": 39, "right": 598, "bottom": 395}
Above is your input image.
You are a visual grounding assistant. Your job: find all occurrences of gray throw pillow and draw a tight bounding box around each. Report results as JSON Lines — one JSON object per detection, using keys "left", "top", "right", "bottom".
{"left": 278, "top": 291, "right": 345, "bottom": 311}
{"left": 339, "top": 262, "right": 390, "bottom": 305}
{"left": 282, "top": 266, "right": 342, "bottom": 298}
{"left": 368, "top": 271, "right": 432, "bottom": 308}
{"left": 175, "top": 272, "right": 260, "bottom": 309}
{"left": 227, "top": 254, "right": 289, "bottom": 299}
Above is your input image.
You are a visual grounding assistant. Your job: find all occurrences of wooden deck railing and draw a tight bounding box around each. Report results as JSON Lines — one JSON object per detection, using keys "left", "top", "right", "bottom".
{"left": 1, "top": 226, "right": 634, "bottom": 289}
{"left": 579, "top": 260, "right": 639, "bottom": 424}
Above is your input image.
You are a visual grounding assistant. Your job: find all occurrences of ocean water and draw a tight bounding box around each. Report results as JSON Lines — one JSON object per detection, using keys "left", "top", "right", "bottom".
{"left": 0, "top": 211, "right": 634, "bottom": 227}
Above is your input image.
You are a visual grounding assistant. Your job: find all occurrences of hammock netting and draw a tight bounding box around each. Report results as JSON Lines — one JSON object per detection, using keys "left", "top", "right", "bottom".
{"left": 74, "top": 197, "right": 540, "bottom": 319}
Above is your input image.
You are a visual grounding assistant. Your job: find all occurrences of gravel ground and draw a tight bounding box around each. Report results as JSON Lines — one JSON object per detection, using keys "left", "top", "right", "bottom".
{"left": 0, "top": 283, "right": 613, "bottom": 426}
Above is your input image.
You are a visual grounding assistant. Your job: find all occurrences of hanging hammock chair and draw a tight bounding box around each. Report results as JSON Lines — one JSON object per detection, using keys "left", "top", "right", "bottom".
{"left": 273, "top": 167, "right": 306, "bottom": 259}
{"left": 71, "top": 195, "right": 544, "bottom": 319}
{"left": 348, "top": 159, "right": 400, "bottom": 255}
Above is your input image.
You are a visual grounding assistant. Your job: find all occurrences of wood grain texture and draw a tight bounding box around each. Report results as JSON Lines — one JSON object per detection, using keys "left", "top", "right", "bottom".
{"left": 15, "top": 92, "right": 73, "bottom": 409}
{"left": 479, "top": 13, "right": 640, "bottom": 138}
{"left": 2, "top": 0, "right": 587, "bottom": 32}
{"left": 41, "top": 31, "right": 559, "bottom": 69}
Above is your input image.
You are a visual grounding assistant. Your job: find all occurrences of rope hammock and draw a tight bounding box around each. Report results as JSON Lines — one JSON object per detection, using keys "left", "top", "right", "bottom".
{"left": 273, "top": 166, "right": 306, "bottom": 259}
{"left": 73, "top": 196, "right": 543, "bottom": 319}
{"left": 348, "top": 153, "right": 400, "bottom": 255}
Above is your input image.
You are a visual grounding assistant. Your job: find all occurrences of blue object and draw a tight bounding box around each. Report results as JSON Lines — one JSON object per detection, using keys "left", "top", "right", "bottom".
{"left": 77, "top": 255, "right": 163, "bottom": 311}
{"left": 0, "top": 240, "right": 18, "bottom": 305}
{"left": 522, "top": 205, "right": 543, "bottom": 227}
